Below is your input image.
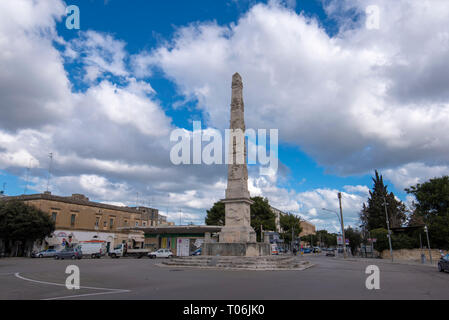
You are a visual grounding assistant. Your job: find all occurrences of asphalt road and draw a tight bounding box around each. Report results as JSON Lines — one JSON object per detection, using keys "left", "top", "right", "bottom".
{"left": 0, "top": 255, "right": 448, "bottom": 300}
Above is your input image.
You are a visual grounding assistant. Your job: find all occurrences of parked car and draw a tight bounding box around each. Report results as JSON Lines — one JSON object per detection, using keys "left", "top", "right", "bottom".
{"left": 326, "top": 249, "right": 336, "bottom": 257}
{"left": 438, "top": 254, "right": 449, "bottom": 272}
{"left": 148, "top": 249, "right": 173, "bottom": 259}
{"left": 54, "top": 247, "right": 82, "bottom": 260}
{"left": 191, "top": 248, "right": 202, "bottom": 256}
{"left": 32, "top": 249, "right": 58, "bottom": 258}
{"left": 302, "top": 247, "right": 312, "bottom": 254}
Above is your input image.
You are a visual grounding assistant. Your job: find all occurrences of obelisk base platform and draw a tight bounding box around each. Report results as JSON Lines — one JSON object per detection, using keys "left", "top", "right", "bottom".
{"left": 203, "top": 242, "right": 271, "bottom": 257}
{"left": 203, "top": 198, "right": 270, "bottom": 257}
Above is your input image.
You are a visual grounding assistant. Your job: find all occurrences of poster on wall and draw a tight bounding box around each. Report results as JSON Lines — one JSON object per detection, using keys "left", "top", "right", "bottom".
{"left": 177, "top": 238, "right": 190, "bottom": 257}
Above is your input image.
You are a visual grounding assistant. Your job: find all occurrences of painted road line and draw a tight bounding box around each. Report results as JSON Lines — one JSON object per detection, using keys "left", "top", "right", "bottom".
{"left": 14, "top": 272, "right": 131, "bottom": 300}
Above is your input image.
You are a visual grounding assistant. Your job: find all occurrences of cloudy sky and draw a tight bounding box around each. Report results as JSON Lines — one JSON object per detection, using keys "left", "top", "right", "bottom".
{"left": 1, "top": 0, "right": 449, "bottom": 231}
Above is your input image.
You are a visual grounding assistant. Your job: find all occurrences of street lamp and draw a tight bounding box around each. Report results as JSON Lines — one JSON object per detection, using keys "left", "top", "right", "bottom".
{"left": 321, "top": 192, "right": 347, "bottom": 259}
{"left": 338, "top": 193, "right": 347, "bottom": 259}
{"left": 382, "top": 197, "right": 394, "bottom": 262}
{"left": 322, "top": 208, "right": 341, "bottom": 225}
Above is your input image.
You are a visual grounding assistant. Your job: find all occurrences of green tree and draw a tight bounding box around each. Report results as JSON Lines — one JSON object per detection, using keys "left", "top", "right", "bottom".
{"left": 205, "top": 197, "right": 276, "bottom": 242}
{"left": 0, "top": 200, "right": 55, "bottom": 256}
{"left": 360, "top": 170, "right": 407, "bottom": 230}
{"left": 315, "top": 230, "right": 338, "bottom": 247}
{"left": 344, "top": 227, "right": 362, "bottom": 255}
{"left": 279, "top": 213, "right": 302, "bottom": 243}
{"left": 370, "top": 228, "right": 389, "bottom": 252}
{"left": 205, "top": 201, "right": 225, "bottom": 226}
{"left": 250, "top": 197, "right": 276, "bottom": 242}
{"left": 406, "top": 176, "right": 449, "bottom": 249}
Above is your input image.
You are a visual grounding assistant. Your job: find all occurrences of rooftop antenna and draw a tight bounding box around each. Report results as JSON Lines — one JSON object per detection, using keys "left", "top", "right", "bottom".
{"left": 136, "top": 192, "right": 139, "bottom": 207}
{"left": 179, "top": 209, "right": 182, "bottom": 226}
{"left": 46, "top": 153, "right": 53, "bottom": 192}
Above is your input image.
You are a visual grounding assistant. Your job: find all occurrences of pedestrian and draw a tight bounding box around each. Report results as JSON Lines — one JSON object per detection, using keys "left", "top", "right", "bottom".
{"left": 293, "top": 247, "right": 297, "bottom": 256}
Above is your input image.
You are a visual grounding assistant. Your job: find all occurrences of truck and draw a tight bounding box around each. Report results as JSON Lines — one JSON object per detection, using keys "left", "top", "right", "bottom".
{"left": 109, "top": 243, "right": 150, "bottom": 258}
{"left": 78, "top": 240, "right": 107, "bottom": 259}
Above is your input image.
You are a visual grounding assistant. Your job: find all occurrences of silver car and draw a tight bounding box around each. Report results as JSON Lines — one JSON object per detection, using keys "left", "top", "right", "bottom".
{"left": 34, "top": 249, "right": 58, "bottom": 258}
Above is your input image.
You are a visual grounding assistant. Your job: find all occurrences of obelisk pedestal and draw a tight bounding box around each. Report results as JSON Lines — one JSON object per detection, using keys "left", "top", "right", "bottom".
{"left": 203, "top": 73, "right": 270, "bottom": 257}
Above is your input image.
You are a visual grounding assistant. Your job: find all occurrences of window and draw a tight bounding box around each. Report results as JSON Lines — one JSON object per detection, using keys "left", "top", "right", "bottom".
{"left": 109, "top": 218, "right": 114, "bottom": 229}
{"left": 51, "top": 212, "right": 57, "bottom": 222}
{"left": 70, "top": 214, "right": 76, "bottom": 226}
{"left": 95, "top": 217, "right": 100, "bottom": 227}
{"left": 124, "top": 220, "right": 128, "bottom": 226}
{"left": 104, "top": 221, "right": 107, "bottom": 227}
{"left": 143, "top": 221, "right": 147, "bottom": 227}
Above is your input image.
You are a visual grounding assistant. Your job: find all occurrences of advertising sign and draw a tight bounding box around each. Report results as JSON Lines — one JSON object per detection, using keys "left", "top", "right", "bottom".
{"left": 337, "top": 236, "right": 343, "bottom": 245}
{"left": 177, "top": 238, "right": 190, "bottom": 257}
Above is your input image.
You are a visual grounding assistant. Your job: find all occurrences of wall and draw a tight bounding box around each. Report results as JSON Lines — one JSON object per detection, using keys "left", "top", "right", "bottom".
{"left": 381, "top": 248, "right": 449, "bottom": 263}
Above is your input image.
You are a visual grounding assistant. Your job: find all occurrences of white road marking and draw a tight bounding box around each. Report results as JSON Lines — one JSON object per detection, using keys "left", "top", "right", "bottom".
{"left": 14, "top": 272, "right": 130, "bottom": 300}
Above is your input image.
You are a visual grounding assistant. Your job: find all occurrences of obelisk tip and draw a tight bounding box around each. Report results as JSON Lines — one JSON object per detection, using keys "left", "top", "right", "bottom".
{"left": 232, "top": 72, "right": 242, "bottom": 88}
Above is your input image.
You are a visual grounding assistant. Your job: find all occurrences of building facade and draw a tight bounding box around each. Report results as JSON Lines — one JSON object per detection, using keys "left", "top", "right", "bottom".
{"left": 271, "top": 206, "right": 316, "bottom": 238}
{"left": 135, "top": 225, "right": 221, "bottom": 256}
{"left": 1, "top": 192, "right": 166, "bottom": 253}
{"left": 299, "top": 220, "right": 316, "bottom": 237}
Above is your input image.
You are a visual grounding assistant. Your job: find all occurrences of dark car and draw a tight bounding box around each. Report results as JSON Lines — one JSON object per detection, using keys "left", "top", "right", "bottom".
{"left": 438, "top": 255, "right": 449, "bottom": 272}
{"left": 54, "top": 247, "right": 82, "bottom": 260}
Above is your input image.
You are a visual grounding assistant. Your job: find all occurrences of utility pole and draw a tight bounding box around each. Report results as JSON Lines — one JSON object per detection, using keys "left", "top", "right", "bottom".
{"left": 424, "top": 225, "right": 432, "bottom": 264}
{"left": 46, "top": 153, "right": 53, "bottom": 192}
{"left": 338, "top": 192, "right": 347, "bottom": 258}
{"left": 383, "top": 196, "right": 394, "bottom": 262}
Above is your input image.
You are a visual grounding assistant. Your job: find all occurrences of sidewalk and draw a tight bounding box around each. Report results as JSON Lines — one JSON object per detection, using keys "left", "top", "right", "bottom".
{"left": 339, "top": 256, "right": 438, "bottom": 268}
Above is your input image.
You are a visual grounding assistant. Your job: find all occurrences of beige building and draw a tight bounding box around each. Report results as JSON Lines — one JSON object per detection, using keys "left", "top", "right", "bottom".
{"left": 271, "top": 206, "right": 316, "bottom": 237}
{"left": 2, "top": 192, "right": 166, "bottom": 252}
{"left": 299, "top": 220, "right": 316, "bottom": 237}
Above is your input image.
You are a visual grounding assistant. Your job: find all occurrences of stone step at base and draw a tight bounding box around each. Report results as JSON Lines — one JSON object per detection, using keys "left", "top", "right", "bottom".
{"left": 160, "top": 257, "right": 312, "bottom": 270}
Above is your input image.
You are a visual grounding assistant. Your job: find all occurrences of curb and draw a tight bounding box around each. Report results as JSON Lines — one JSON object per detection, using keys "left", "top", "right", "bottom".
{"left": 155, "top": 262, "right": 314, "bottom": 271}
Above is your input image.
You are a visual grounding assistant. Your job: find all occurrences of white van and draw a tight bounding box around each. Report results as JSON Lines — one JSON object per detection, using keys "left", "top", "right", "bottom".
{"left": 78, "top": 241, "right": 107, "bottom": 258}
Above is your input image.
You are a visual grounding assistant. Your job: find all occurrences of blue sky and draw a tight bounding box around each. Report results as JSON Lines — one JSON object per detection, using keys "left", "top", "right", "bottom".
{"left": 1, "top": 0, "right": 449, "bottom": 231}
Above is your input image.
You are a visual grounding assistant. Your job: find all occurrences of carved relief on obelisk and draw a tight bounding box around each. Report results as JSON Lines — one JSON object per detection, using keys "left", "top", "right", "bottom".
{"left": 219, "top": 73, "right": 256, "bottom": 243}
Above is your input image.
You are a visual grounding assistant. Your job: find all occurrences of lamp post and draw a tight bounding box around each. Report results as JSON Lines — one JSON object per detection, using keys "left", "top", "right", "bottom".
{"left": 322, "top": 193, "right": 346, "bottom": 259}
{"left": 337, "top": 193, "right": 347, "bottom": 259}
{"left": 424, "top": 225, "right": 432, "bottom": 264}
{"left": 382, "top": 196, "right": 394, "bottom": 262}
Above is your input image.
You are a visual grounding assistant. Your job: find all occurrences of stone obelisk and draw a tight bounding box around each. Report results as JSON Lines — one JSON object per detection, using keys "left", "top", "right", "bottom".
{"left": 203, "top": 73, "right": 270, "bottom": 256}
{"left": 219, "top": 73, "right": 257, "bottom": 243}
